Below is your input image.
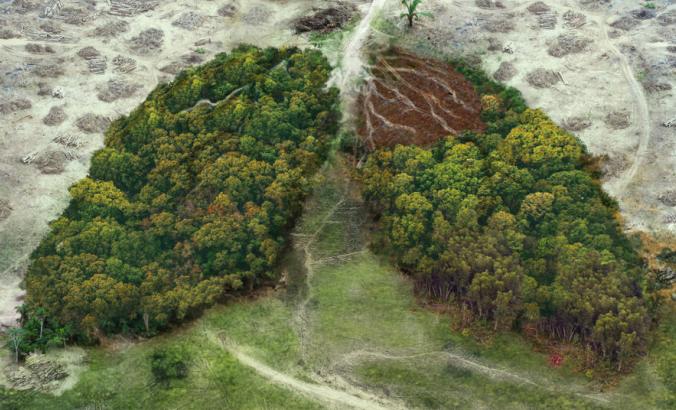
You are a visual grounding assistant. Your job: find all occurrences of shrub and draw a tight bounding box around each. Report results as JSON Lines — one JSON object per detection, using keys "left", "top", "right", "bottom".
{"left": 150, "top": 346, "right": 189, "bottom": 385}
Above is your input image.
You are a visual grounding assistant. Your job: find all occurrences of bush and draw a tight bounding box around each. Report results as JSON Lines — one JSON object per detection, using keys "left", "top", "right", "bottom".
{"left": 150, "top": 346, "right": 189, "bottom": 385}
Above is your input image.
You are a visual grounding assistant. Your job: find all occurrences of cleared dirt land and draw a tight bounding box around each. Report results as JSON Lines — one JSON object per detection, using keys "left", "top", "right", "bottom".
{"left": 400, "top": 0, "right": 676, "bottom": 239}
{"left": 359, "top": 49, "right": 485, "bottom": 148}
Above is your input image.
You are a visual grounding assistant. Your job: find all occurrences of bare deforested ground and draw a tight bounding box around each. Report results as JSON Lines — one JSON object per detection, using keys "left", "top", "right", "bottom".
{"left": 358, "top": 49, "right": 485, "bottom": 148}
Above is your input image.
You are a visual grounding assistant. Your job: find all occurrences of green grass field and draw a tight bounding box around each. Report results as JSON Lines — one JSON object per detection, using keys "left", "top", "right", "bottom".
{"left": 1, "top": 296, "right": 320, "bottom": 410}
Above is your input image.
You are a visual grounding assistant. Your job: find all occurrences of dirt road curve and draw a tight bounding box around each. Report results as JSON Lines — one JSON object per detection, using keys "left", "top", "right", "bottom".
{"left": 228, "top": 345, "right": 392, "bottom": 410}
{"left": 594, "top": 15, "right": 652, "bottom": 193}
{"left": 206, "top": 328, "right": 399, "bottom": 410}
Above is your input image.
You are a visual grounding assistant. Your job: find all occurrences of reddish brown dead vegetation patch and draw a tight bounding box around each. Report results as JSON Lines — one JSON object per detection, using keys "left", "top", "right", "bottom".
{"left": 358, "top": 50, "right": 485, "bottom": 149}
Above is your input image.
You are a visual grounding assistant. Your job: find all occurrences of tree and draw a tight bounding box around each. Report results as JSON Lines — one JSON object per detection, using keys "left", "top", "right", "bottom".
{"left": 6, "top": 327, "right": 26, "bottom": 363}
{"left": 359, "top": 58, "right": 654, "bottom": 369}
{"left": 34, "top": 307, "right": 47, "bottom": 339}
{"left": 400, "top": 0, "right": 431, "bottom": 28}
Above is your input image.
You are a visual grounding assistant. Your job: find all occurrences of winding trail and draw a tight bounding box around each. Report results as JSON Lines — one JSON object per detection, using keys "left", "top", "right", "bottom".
{"left": 329, "top": 0, "right": 389, "bottom": 114}
{"left": 337, "top": 349, "right": 611, "bottom": 405}
{"left": 592, "top": 14, "right": 652, "bottom": 193}
{"left": 216, "top": 156, "right": 611, "bottom": 408}
{"left": 211, "top": 1, "right": 628, "bottom": 407}
{"left": 209, "top": 330, "right": 394, "bottom": 410}
{"left": 229, "top": 346, "right": 389, "bottom": 410}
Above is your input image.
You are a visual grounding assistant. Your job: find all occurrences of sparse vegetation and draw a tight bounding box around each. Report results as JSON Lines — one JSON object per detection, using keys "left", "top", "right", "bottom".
{"left": 400, "top": 0, "right": 432, "bottom": 28}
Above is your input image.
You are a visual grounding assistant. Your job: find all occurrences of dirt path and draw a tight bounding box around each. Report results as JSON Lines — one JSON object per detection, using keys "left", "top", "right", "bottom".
{"left": 207, "top": 330, "right": 398, "bottom": 410}
{"left": 338, "top": 349, "right": 611, "bottom": 405}
{"left": 592, "top": 13, "right": 652, "bottom": 193}
{"left": 295, "top": 197, "right": 346, "bottom": 359}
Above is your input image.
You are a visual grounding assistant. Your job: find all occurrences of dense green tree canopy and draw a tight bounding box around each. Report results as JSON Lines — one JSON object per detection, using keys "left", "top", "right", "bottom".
{"left": 21, "top": 45, "right": 339, "bottom": 348}
{"left": 361, "top": 66, "right": 655, "bottom": 369}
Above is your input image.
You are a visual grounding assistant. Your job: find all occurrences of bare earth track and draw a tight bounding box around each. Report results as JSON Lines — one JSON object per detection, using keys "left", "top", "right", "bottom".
{"left": 593, "top": 14, "right": 652, "bottom": 194}
{"left": 208, "top": 330, "right": 396, "bottom": 410}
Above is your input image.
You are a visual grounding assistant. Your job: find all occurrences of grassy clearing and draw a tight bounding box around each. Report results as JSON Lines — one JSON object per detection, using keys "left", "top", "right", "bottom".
{"left": 613, "top": 303, "right": 676, "bottom": 409}
{"left": 304, "top": 228, "right": 609, "bottom": 409}
{"left": 1, "top": 297, "right": 319, "bottom": 410}
{"left": 288, "top": 157, "right": 674, "bottom": 409}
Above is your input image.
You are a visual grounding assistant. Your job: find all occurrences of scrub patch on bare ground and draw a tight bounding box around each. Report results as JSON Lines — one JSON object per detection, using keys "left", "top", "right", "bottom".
{"left": 172, "top": 12, "right": 206, "bottom": 31}
{"left": 76, "top": 46, "right": 100, "bottom": 60}
{"left": 108, "top": 0, "right": 158, "bottom": 17}
{"left": 112, "top": 55, "right": 137, "bottom": 73}
{"left": 42, "top": 106, "right": 66, "bottom": 126}
{"left": 562, "top": 115, "right": 592, "bottom": 132}
{"left": 484, "top": 17, "right": 515, "bottom": 33}
{"left": 30, "top": 150, "right": 71, "bottom": 175}
{"left": 218, "top": 2, "right": 239, "bottom": 17}
{"left": 358, "top": 49, "right": 485, "bottom": 148}
{"left": 24, "top": 44, "right": 55, "bottom": 54}
{"left": 526, "top": 68, "right": 560, "bottom": 88}
{"left": 604, "top": 109, "right": 631, "bottom": 130}
{"left": 527, "top": 2, "right": 550, "bottom": 15}
{"left": 657, "top": 191, "right": 676, "bottom": 207}
{"left": 294, "top": 2, "right": 355, "bottom": 33}
{"left": 476, "top": 0, "right": 505, "bottom": 9}
{"left": 0, "top": 99, "right": 32, "bottom": 114}
{"left": 128, "top": 28, "right": 164, "bottom": 54}
{"left": 547, "top": 34, "right": 592, "bottom": 57}
{"left": 39, "top": 21, "right": 63, "bottom": 35}
{"left": 493, "top": 61, "right": 517, "bottom": 81}
{"left": 75, "top": 113, "right": 111, "bottom": 133}
{"left": 96, "top": 79, "right": 141, "bottom": 103}
{"left": 563, "top": 10, "right": 586, "bottom": 28}
{"left": 92, "top": 20, "right": 130, "bottom": 38}
{"left": 33, "top": 64, "right": 65, "bottom": 79}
